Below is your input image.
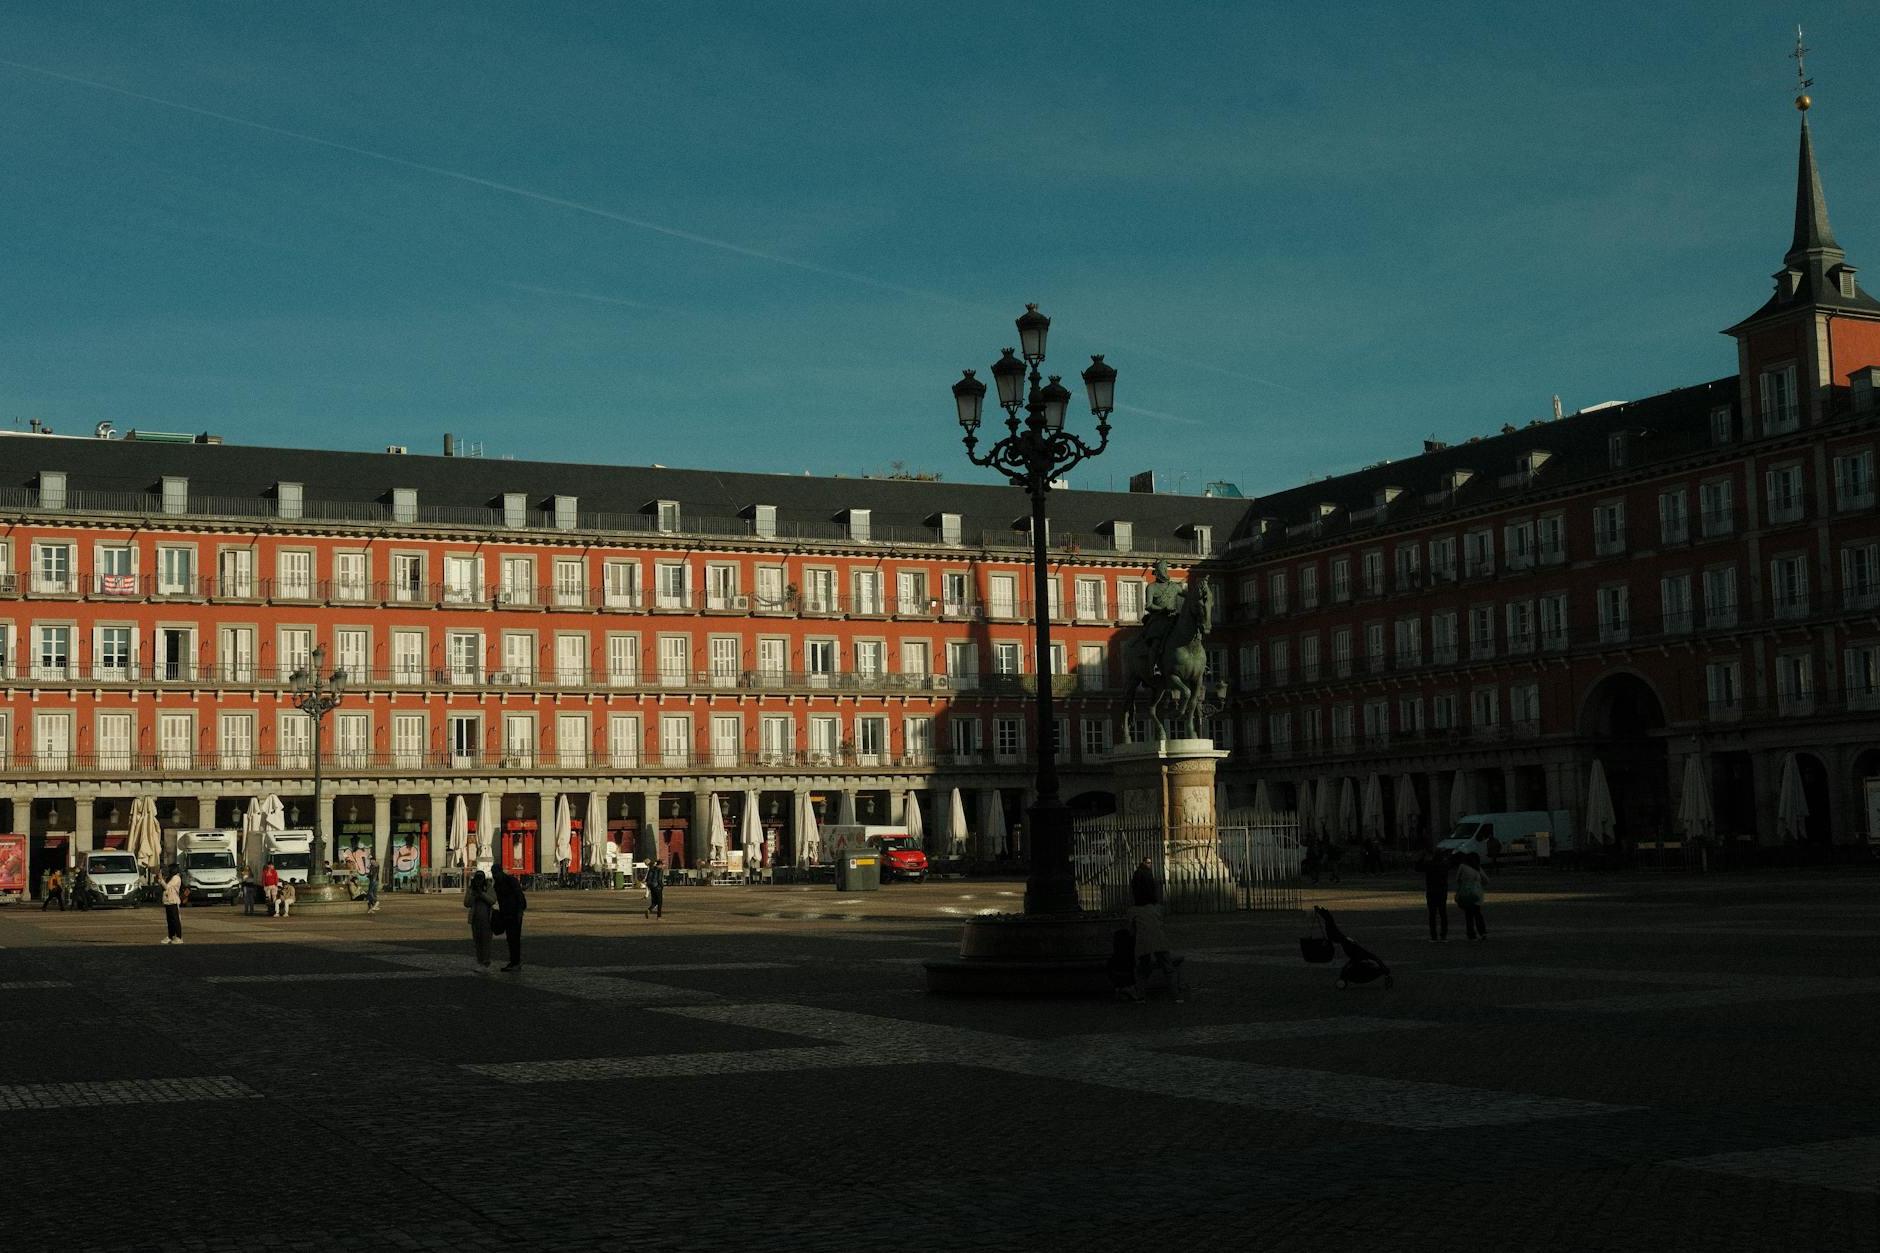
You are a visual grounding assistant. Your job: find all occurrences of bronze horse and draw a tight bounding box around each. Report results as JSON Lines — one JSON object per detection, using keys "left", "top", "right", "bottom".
{"left": 1120, "top": 577, "right": 1215, "bottom": 741}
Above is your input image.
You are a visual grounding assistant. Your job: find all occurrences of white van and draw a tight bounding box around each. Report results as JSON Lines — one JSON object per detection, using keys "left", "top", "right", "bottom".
{"left": 83, "top": 849, "right": 143, "bottom": 907}
{"left": 175, "top": 829, "right": 242, "bottom": 904}
{"left": 1438, "top": 811, "right": 1571, "bottom": 861}
{"left": 265, "top": 830, "right": 315, "bottom": 884}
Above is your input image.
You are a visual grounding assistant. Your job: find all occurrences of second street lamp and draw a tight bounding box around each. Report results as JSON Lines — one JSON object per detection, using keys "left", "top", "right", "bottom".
{"left": 954, "top": 304, "right": 1116, "bottom": 915}
{"left": 289, "top": 643, "right": 348, "bottom": 884}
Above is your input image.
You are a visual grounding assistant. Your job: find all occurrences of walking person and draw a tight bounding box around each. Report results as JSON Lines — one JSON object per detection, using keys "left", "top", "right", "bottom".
{"left": 1456, "top": 852, "right": 1489, "bottom": 941}
{"left": 1129, "top": 856, "right": 1159, "bottom": 908}
{"left": 362, "top": 847, "right": 380, "bottom": 914}
{"left": 491, "top": 861, "right": 527, "bottom": 970}
{"left": 41, "top": 867, "right": 66, "bottom": 911}
{"left": 463, "top": 869, "right": 497, "bottom": 968}
{"left": 1415, "top": 848, "right": 1451, "bottom": 942}
{"left": 644, "top": 857, "right": 665, "bottom": 920}
{"left": 160, "top": 864, "right": 184, "bottom": 944}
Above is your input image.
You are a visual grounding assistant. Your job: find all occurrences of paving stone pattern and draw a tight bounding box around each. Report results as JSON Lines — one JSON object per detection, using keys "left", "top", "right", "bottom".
{"left": 1, "top": 870, "right": 1878, "bottom": 1251}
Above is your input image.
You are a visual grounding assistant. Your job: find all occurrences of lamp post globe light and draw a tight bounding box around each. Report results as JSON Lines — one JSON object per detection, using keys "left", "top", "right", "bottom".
{"left": 289, "top": 643, "right": 348, "bottom": 885}
{"left": 953, "top": 304, "right": 1117, "bottom": 915}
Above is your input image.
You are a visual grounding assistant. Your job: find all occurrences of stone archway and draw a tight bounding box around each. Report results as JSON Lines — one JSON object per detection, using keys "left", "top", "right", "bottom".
{"left": 1579, "top": 670, "right": 1670, "bottom": 843}
{"left": 1852, "top": 749, "right": 1880, "bottom": 841}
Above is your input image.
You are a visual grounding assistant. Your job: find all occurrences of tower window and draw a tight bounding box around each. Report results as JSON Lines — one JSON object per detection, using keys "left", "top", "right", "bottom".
{"left": 1841, "top": 271, "right": 1858, "bottom": 300}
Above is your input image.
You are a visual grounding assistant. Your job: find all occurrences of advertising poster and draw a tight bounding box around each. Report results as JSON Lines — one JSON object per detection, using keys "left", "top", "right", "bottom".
{"left": 0, "top": 834, "right": 26, "bottom": 894}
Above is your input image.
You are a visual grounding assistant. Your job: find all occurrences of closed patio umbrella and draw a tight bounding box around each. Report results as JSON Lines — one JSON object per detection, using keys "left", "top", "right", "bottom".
{"left": 903, "top": 790, "right": 925, "bottom": 850}
{"left": 1337, "top": 777, "right": 1359, "bottom": 843}
{"left": 796, "top": 791, "right": 822, "bottom": 865}
{"left": 705, "top": 792, "right": 729, "bottom": 865}
{"left": 450, "top": 796, "right": 472, "bottom": 869}
{"left": 947, "top": 788, "right": 970, "bottom": 858}
{"left": 586, "top": 790, "right": 607, "bottom": 870}
{"left": 240, "top": 797, "right": 265, "bottom": 876}
{"left": 1585, "top": 760, "right": 1616, "bottom": 845}
{"left": 1315, "top": 777, "right": 1336, "bottom": 840}
{"left": 1676, "top": 757, "right": 1713, "bottom": 841}
{"left": 740, "top": 790, "right": 764, "bottom": 867}
{"left": 1394, "top": 774, "right": 1421, "bottom": 844}
{"left": 477, "top": 794, "right": 498, "bottom": 864}
{"left": 129, "top": 796, "right": 162, "bottom": 872}
{"left": 1776, "top": 753, "right": 1808, "bottom": 841}
{"left": 1251, "top": 780, "right": 1272, "bottom": 815}
{"left": 1296, "top": 779, "right": 1316, "bottom": 837}
{"left": 1361, "top": 774, "right": 1385, "bottom": 843}
{"left": 983, "top": 791, "right": 1009, "bottom": 859}
{"left": 553, "top": 794, "right": 574, "bottom": 868}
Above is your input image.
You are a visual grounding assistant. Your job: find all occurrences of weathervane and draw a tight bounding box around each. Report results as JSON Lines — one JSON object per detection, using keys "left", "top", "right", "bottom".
{"left": 1791, "top": 25, "right": 1812, "bottom": 111}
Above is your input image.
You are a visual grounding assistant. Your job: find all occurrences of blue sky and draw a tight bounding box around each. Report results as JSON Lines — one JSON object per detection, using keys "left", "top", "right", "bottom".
{"left": 2, "top": 2, "right": 1876, "bottom": 497}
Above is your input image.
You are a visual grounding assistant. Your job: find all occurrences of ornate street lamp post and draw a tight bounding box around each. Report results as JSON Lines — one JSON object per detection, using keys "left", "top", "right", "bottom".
{"left": 289, "top": 643, "right": 348, "bottom": 884}
{"left": 953, "top": 304, "right": 1117, "bottom": 915}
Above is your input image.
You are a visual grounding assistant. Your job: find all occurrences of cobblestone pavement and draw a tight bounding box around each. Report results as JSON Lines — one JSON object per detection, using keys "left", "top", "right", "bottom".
{"left": 3, "top": 869, "right": 1878, "bottom": 1251}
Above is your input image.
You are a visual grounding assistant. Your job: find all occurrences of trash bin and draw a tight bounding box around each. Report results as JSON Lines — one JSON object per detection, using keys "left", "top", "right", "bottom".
{"left": 835, "top": 851, "right": 881, "bottom": 892}
{"left": 1534, "top": 833, "right": 1552, "bottom": 861}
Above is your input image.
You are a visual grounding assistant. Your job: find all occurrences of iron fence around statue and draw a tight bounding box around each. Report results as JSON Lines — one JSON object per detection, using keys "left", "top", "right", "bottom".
{"left": 1072, "top": 811, "right": 1302, "bottom": 914}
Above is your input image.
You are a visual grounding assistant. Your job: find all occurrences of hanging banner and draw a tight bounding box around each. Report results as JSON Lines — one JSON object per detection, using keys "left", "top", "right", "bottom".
{"left": 0, "top": 834, "right": 26, "bottom": 893}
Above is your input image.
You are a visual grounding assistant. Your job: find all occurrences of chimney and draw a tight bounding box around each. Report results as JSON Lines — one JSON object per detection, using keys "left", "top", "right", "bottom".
{"left": 443, "top": 433, "right": 456, "bottom": 457}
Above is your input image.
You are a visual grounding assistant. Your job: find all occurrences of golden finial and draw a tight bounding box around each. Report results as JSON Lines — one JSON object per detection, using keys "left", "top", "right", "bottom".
{"left": 1792, "top": 25, "right": 1813, "bottom": 110}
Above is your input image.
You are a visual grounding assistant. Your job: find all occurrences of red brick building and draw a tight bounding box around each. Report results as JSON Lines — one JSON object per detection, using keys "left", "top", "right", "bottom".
{"left": 1210, "top": 108, "right": 1880, "bottom": 853}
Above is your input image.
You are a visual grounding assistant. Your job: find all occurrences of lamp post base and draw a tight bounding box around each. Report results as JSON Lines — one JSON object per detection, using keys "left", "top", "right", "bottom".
{"left": 285, "top": 881, "right": 366, "bottom": 914}
{"left": 1021, "top": 796, "right": 1080, "bottom": 916}
{"left": 923, "top": 911, "right": 1118, "bottom": 997}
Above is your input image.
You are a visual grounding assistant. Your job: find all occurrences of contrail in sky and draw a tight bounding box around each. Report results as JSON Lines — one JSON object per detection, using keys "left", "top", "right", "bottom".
{"left": 0, "top": 57, "right": 1301, "bottom": 396}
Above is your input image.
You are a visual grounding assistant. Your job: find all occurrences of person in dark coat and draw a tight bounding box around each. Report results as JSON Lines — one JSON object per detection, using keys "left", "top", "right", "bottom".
{"left": 644, "top": 858, "right": 665, "bottom": 920}
{"left": 491, "top": 862, "right": 527, "bottom": 970}
{"left": 1129, "top": 857, "right": 1159, "bottom": 908}
{"left": 1415, "top": 849, "right": 1453, "bottom": 941}
{"left": 464, "top": 870, "right": 497, "bottom": 968}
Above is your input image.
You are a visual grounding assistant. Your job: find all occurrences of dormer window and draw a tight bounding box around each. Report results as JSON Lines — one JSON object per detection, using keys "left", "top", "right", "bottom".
{"left": 161, "top": 476, "right": 188, "bottom": 515}
{"left": 846, "top": 508, "right": 871, "bottom": 542}
{"left": 503, "top": 493, "right": 527, "bottom": 528}
{"left": 1374, "top": 486, "right": 1402, "bottom": 510}
{"left": 1779, "top": 268, "right": 1803, "bottom": 298}
{"left": 1191, "top": 525, "right": 1213, "bottom": 557}
{"left": 277, "top": 482, "right": 304, "bottom": 520}
{"left": 1607, "top": 432, "right": 1628, "bottom": 468}
{"left": 1519, "top": 451, "right": 1551, "bottom": 480}
{"left": 1316, "top": 502, "right": 1338, "bottom": 519}
{"left": 1108, "top": 520, "right": 1132, "bottom": 553}
{"left": 751, "top": 504, "right": 777, "bottom": 539}
{"left": 553, "top": 495, "right": 577, "bottom": 531}
{"left": 38, "top": 470, "right": 66, "bottom": 510}
{"left": 1445, "top": 469, "right": 1473, "bottom": 494}
{"left": 938, "top": 512, "right": 962, "bottom": 545}
{"left": 1840, "top": 269, "right": 1858, "bottom": 300}
{"left": 1710, "top": 407, "right": 1734, "bottom": 446}
{"left": 655, "top": 500, "right": 680, "bottom": 532}
{"left": 392, "top": 487, "right": 418, "bottom": 523}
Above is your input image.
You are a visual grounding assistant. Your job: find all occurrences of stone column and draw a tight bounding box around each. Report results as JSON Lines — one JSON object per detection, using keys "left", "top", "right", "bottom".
{"left": 372, "top": 794, "right": 393, "bottom": 883}
{"left": 428, "top": 791, "right": 450, "bottom": 871}
{"left": 693, "top": 790, "right": 716, "bottom": 867}
{"left": 73, "top": 795, "right": 95, "bottom": 866}
{"left": 539, "top": 790, "right": 561, "bottom": 874}
{"left": 195, "top": 791, "right": 219, "bottom": 831}
{"left": 642, "top": 790, "right": 662, "bottom": 863}
{"left": 1108, "top": 738, "right": 1233, "bottom": 913}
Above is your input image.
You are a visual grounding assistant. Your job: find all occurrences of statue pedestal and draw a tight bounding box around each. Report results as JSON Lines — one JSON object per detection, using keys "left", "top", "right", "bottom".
{"left": 1108, "top": 739, "right": 1234, "bottom": 912}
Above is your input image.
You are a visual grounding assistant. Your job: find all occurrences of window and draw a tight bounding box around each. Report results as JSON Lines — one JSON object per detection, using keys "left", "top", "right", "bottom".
{"left": 1537, "top": 515, "right": 1565, "bottom": 564}
{"left": 1607, "top": 432, "right": 1629, "bottom": 469}
{"left": 501, "top": 632, "right": 536, "bottom": 683}
{"left": 1760, "top": 363, "right": 1800, "bottom": 434}
{"left": 333, "top": 629, "right": 366, "bottom": 684}
{"left": 442, "top": 555, "right": 480, "bottom": 605}
{"left": 33, "top": 624, "right": 72, "bottom": 680}
{"left": 157, "top": 711, "right": 194, "bottom": 769}
{"left": 1704, "top": 566, "right": 1738, "bottom": 627}
{"left": 1398, "top": 696, "right": 1425, "bottom": 736}
{"left": 1504, "top": 600, "right": 1534, "bottom": 652}
{"left": 604, "top": 633, "right": 640, "bottom": 687}
{"left": 987, "top": 573, "right": 1019, "bottom": 619}
{"left": 552, "top": 496, "right": 577, "bottom": 531}
{"left": 501, "top": 493, "right": 527, "bottom": 529}
{"left": 1330, "top": 556, "right": 1352, "bottom": 601}
{"left": 703, "top": 563, "right": 739, "bottom": 612}
{"left": 1074, "top": 577, "right": 1106, "bottom": 621}
{"left": 750, "top": 504, "right": 777, "bottom": 540}
{"left": 1108, "top": 520, "right": 1131, "bottom": 552}
{"left": 655, "top": 562, "right": 690, "bottom": 610}
{"left": 1299, "top": 634, "right": 1320, "bottom": 682}
{"left": 1502, "top": 522, "right": 1534, "bottom": 571}
{"left": 1429, "top": 611, "right": 1459, "bottom": 665}
{"left": 1391, "top": 544, "right": 1420, "bottom": 591}
{"left": 1775, "top": 651, "right": 1814, "bottom": 714}
{"left": 1237, "top": 644, "right": 1260, "bottom": 690}
{"left": 603, "top": 715, "right": 639, "bottom": 768}
{"left": 603, "top": 560, "right": 641, "bottom": 609}
{"left": 155, "top": 546, "right": 195, "bottom": 597}
{"left": 1427, "top": 537, "right": 1457, "bottom": 582}
{"left": 854, "top": 639, "right": 885, "bottom": 679}
{"left": 801, "top": 567, "right": 835, "bottom": 614}
{"left": 331, "top": 552, "right": 369, "bottom": 602}
{"left": 949, "top": 717, "right": 982, "bottom": 761}
{"left": 391, "top": 554, "right": 424, "bottom": 603}
{"left": 1361, "top": 550, "right": 1384, "bottom": 595}
{"left": 1268, "top": 570, "right": 1288, "bottom": 615}
{"left": 1597, "top": 584, "right": 1630, "bottom": 643}
{"left": 391, "top": 630, "right": 425, "bottom": 685}
{"left": 376, "top": 710, "right": 413, "bottom": 766}
{"left": 1463, "top": 531, "right": 1493, "bottom": 578}
{"left": 1365, "top": 622, "right": 1385, "bottom": 674}
{"left": 1330, "top": 704, "right": 1353, "bottom": 751}
{"left": 1046, "top": 577, "right": 1063, "bottom": 621}
{"left": 1393, "top": 618, "right": 1421, "bottom": 667}
{"left": 1509, "top": 682, "right": 1540, "bottom": 732}
{"left": 1299, "top": 564, "right": 1320, "bottom": 608}
{"left": 1706, "top": 660, "right": 1741, "bottom": 716}
{"left": 659, "top": 714, "right": 690, "bottom": 765}
{"left": 1539, "top": 593, "right": 1568, "bottom": 649}
{"left": 1081, "top": 718, "right": 1112, "bottom": 758}
{"left": 1077, "top": 643, "right": 1104, "bottom": 691}
{"left": 334, "top": 711, "right": 369, "bottom": 767}
{"left": 993, "top": 717, "right": 1023, "bottom": 760}
{"left": 97, "top": 711, "right": 133, "bottom": 770}
{"left": 1846, "top": 645, "right": 1880, "bottom": 711}
{"left": 1658, "top": 490, "right": 1689, "bottom": 544}
{"left": 216, "top": 548, "right": 253, "bottom": 599}
{"left": 807, "top": 715, "right": 839, "bottom": 761}
{"left": 1432, "top": 693, "right": 1458, "bottom": 731}
{"left": 1362, "top": 699, "right": 1389, "bottom": 747}
{"left": 942, "top": 572, "right": 969, "bottom": 617}
{"left": 940, "top": 513, "right": 964, "bottom": 546}
{"left": 279, "top": 711, "right": 313, "bottom": 769}
{"left": 1769, "top": 555, "right": 1809, "bottom": 618}
{"left": 755, "top": 714, "right": 791, "bottom": 765}
{"left": 95, "top": 625, "right": 133, "bottom": 679}
{"left": 895, "top": 570, "right": 931, "bottom": 617}
{"left": 1331, "top": 627, "right": 1352, "bottom": 677}
{"left": 707, "top": 714, "right": 739, "bottom": 767}
{"left": 1269, "top": 638, "right": 1290, "bottom": 686}
{"left": 553, "top": 558, "right": 586, "bottom": 608}
{"left": 1470, "top": 687, "right": 1499, "bottom": 731}
{"left": 946, "top": 640, "right": 977, "bottom": 687}
{"left": 445, "top": 713, "right": 481, "bottom": 766}
{"left": 804, "top": 638, "right": 835, "bottom": 683}
{"left": 278, "top": 627, "right": 314, "bottom": 679}
{"left": 390, "top": 488, "right": 417, "bottom": 524}
{"left": 992, "top": 640, "right": 1022, "bottom": 676}
{"left": 1835, "top": 450, "right": 1875, "bottom": 511}
{"left": 38, "top": 471, "right": 66, "bottom": 510}
{"left": 1843, "top": 544, "right": 1880, "bottom": 610}
{"left": 847, "top": 509, "right": 871, "bottom": 542}
{"left": 161, "top": 476, "right": 188, "bottom": 515}
{"left": 1191, "top": 525, "right": 1212, "bottom": 556}
{"left": 1468, "top": 605, "right": 1494, "bottom": 660}
{"left": 904, "top": 714, "right": 935, "bottom": 763}
{"left": 1710, "top": 407, "right": 1734, "bottom": 447}
{"left": 446, "top": 631, "right": 481, "bottom": 683}
{"left": 854, "top": 714, "right": 887, "bottom": 764}
{"left": 656, "top": 500, "right": 681, "bottom": 533}
{"left": 1593, "top": 502, "right": 1627, "bottom": 555}
{"left": 1267, "top": 711, "right": 1292, "bottom": 756}
{"left": 1301, "top": 708, "right": 1322, "bottom": 753}
{"left": 1700, "top": 480, "right": 1734, "bottom": 537}
{"left": 1766, "top": 465, "right": 1805, "bottom": 524}
{"left": 1660, "top": 574, "right": 1693, "bottom": 634}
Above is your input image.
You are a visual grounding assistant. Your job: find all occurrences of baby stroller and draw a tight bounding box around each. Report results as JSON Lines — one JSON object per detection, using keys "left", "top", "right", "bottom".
{"left": 1300, "top": 906, "right": 1393, "bottom": 990}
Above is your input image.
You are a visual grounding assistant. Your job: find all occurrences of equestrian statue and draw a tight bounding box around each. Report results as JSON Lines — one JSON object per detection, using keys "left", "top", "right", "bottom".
{"left": 1120, "top": 560, "right": 1219, "bottom": 742}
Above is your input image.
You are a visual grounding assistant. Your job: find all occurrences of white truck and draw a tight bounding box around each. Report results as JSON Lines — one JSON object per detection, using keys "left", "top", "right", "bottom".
{"left": 1438, "top": 811, "right": 1572, "bottom": 862}
{"left": 82, "top": 849, "right": 144, "bottom": 907}
{"left": 265, "top": 830, "right": 315, "bottom": 884}
{"left": 175, "top": 829, "right": 242, "bottom": 904}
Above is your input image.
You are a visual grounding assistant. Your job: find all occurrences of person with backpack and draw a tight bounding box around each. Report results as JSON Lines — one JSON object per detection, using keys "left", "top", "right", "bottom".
{"left": 644, "top": 857, "right": 665, "bottom": 920}
{"left": 491, "top": 862, "right": 527, "bottom": 970}
{"left": 1455, "top": 852, "right": 1489, "bottom": 941}
{"left": 41, "top": 867, "right": 66, "bottom": 911}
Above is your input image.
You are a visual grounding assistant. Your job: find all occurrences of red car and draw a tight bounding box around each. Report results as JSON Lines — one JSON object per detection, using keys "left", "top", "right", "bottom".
{"left": 869, "top": 835, "right": 929, "bottom": 882}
